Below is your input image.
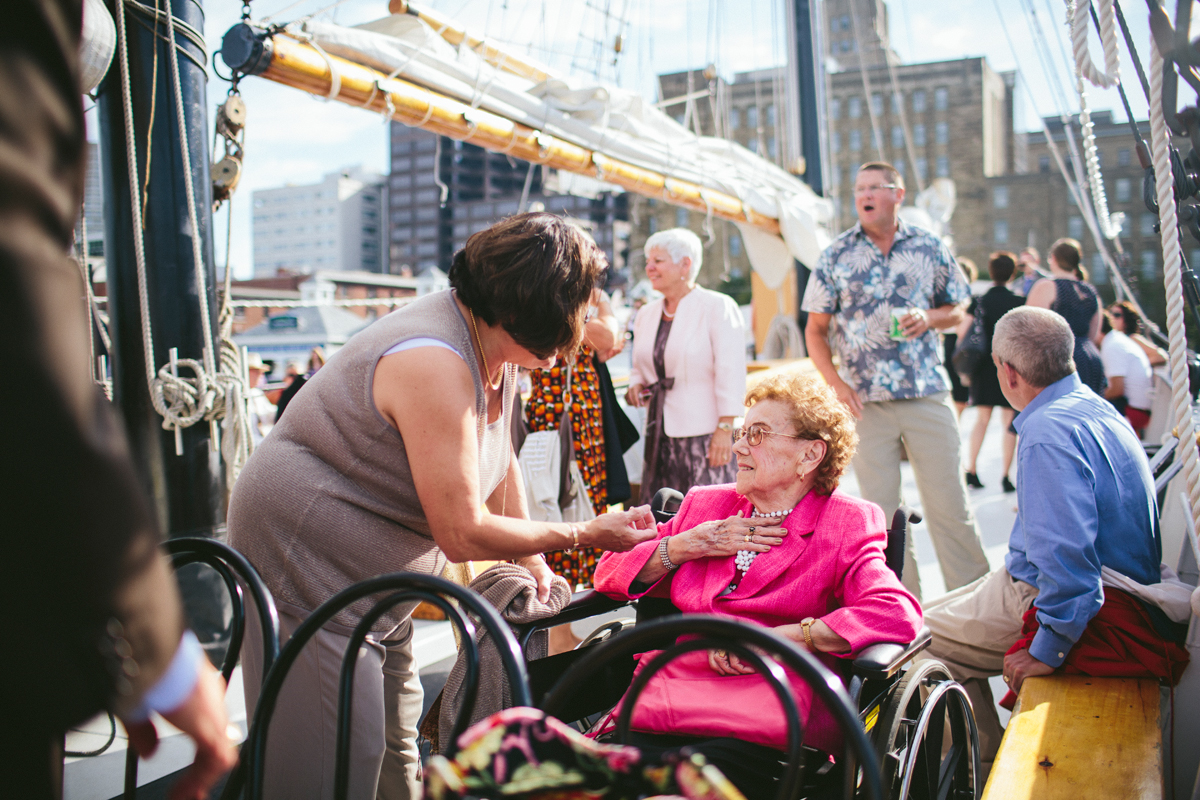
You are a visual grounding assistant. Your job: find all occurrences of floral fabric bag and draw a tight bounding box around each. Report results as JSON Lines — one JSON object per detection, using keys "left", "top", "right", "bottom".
{"left": 424, "top": 706, "right": 746, "bottom": 800}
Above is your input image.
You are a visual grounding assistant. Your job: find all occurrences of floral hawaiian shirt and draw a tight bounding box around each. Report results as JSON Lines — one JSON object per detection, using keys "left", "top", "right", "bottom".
{"left": 802, "top": 220, "right": 969, "bottom": 402}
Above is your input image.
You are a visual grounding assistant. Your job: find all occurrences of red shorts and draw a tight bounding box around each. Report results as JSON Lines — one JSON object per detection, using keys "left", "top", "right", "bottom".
{"left": 1125, "top": 406, "right": 1151, "bottom": 431}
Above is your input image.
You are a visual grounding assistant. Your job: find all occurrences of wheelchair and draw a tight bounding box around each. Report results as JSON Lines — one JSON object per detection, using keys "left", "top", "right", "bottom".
{"left": 515, "top": 489, "right": 982, "bottom": 800}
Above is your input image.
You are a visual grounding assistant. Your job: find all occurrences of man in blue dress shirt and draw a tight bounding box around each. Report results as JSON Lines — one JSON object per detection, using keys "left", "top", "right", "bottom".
{"left": 923, "top": 306, "right": 1162, "bottom": 768}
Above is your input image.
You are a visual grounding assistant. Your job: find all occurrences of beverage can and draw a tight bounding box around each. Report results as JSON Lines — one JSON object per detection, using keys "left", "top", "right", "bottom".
{"left": 889, "top": 308, "right": 909, "bottom": 341}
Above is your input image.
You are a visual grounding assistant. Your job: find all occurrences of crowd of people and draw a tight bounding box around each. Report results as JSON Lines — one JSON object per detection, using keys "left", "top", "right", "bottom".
{"left": 6, "top": 14, "right": 1189, "bottom": 793}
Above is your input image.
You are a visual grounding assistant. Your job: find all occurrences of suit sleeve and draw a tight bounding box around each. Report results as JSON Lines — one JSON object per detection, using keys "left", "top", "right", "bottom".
{"left": 819, "top": 501, "right": 922, "bottom": 654}
{"left": 711, "top": 294, "right": 748, "bottom": 418}
{"left": 0, "top": 0, "right": 183, "bottom": 731}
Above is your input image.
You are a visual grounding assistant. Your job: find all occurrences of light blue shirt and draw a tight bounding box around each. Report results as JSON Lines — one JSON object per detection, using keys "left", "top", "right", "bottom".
{"left": 1006, "top": 373, "right": 1162, "bottom": 667}
{"left": 802, "top": 220, "right": 970, "bottom": 402}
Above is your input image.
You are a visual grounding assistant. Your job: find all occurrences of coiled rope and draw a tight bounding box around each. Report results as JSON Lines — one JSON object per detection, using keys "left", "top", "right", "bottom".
{"left": 1070, "top": 0, "right": 1120, "bottom": 88}
{"left": 114, "top": 0, "right": 253, "bottom": 488}
{"left": 1148, "top": 37, "right": 1200, "bottom": 551}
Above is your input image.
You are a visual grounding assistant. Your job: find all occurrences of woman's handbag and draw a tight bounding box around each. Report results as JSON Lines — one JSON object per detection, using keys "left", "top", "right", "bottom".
{"left": 951, "top": 309, "right": 987, "bottom": 386}
{"left": 518, "top": 360, "right": 596, "bottom": 524}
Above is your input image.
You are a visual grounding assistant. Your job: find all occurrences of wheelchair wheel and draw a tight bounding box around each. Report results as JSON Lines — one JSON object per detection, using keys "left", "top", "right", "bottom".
{"left": 873, "top": 660, "right": 979, "bottom": 800}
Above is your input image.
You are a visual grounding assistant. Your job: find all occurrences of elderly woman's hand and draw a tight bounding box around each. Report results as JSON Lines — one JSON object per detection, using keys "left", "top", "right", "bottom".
{"left": 673, "top": 513, "right": 787, "bottom": 563}
{"left": 708, "top": 647, "right": 758, "bottom": 676}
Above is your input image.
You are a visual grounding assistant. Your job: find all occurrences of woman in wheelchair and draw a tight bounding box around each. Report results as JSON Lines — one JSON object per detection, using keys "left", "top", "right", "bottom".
{"left": 593, "top": 372, "right": 922, "bottom": 797}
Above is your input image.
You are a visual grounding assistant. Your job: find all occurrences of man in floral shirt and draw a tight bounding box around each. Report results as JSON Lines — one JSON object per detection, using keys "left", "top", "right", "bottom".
{"left": 802, "top": 161, "right": 989, "bottom": 599}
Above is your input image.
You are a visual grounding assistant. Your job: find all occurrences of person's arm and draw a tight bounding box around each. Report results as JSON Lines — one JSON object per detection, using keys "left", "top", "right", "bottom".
{"left": 955, "top": 310, "right": 975, "bottom": 339}
{"left": 1014, "top": 442, "right": 1105, "bottom": 669}
{"left": 1088, "top": 303, "right": 1103, "bottom": 346}
{"left": 585, "top": 289, "right": 622, "bottom": 360}
{"left": 805, "top": 313, "right": 863, "bottom": 417}
{"left": 708, "top": 296, "right": 747, "bottom": 467}
{"left": 1104, "top": 375, "right": 1126, "bottom": 401}
{"left": 1025, "top": 278, "right": 1057, "bottom": 309}
{"left": 374, "top": 347, "right": 656, "bottom": 562}
{"left": 625, "top": 304, "right": 649, "bottom": 407}
{"left": 1131, "top": 333, "right": 1168, "bottom": 366}
{"left": 633, "top": 513, "right": 787, "bottom": 585}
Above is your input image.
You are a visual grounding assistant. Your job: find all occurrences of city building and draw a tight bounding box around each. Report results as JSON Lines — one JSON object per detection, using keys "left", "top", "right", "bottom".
{"left": 386, "top": 124, "right": 630, "bottom": 282}
{"left": 987, "top": 111, "right": 1188, "bottom": 320}
{"left": 251, "top": 167, "right": 387, "bottom": 276}
{"left": 75, "top": 141, "right": 105, "bottom": 269}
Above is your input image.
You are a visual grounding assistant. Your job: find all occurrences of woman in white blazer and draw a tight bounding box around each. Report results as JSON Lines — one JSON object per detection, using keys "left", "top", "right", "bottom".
{"left": 626, "top": 228, "right": 747, "bottom": 503}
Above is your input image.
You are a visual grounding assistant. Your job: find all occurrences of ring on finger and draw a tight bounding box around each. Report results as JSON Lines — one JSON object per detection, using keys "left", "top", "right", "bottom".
{"left": 714, "top": 649, "right": 727, "bottom": 659}
{"left": 744, "top": 533, "right": 752, "bottom": 543}
{"left": 1002, "top": 675, "right": 1010, "bottom": 683}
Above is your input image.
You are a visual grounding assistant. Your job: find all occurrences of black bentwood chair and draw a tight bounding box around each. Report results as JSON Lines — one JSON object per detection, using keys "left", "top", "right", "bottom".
{"left": 121, "top": 536, "right": 280, "bottom": 800}
{"left": 539, "top": 614, "right": 886, "bottom": 800}
{"left": 224, "top": 572, "right": 532, "bottom": 800}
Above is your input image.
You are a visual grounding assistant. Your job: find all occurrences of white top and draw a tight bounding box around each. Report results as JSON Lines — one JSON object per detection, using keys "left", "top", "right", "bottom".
{"left": 1101, "top": 330, "right": 1153, "bottom": 410}
{"left": 383, "top": 337, "right": 463, "bottom": 359}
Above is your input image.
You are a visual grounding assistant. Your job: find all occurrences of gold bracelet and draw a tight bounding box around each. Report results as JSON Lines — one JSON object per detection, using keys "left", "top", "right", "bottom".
{"left": 800, "top": 617, "right": 816, "bottom": 650}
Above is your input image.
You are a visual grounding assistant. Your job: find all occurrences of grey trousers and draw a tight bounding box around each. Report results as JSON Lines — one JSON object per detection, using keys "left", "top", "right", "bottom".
{"left": 921, "top": 567, "right": 1039, "bottom": 762}
{"left": 851, "top": 392, "right": 990, "bottom": 599}
{"left": 242, "top": 607, "right": 424, "bottom": 799}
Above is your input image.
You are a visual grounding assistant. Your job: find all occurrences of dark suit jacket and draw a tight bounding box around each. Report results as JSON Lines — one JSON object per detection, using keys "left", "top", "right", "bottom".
{"left": 0, "top": 0, "right": 183, "bottom": 740}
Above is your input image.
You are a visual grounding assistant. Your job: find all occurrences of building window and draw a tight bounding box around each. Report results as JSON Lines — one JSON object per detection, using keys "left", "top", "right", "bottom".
{"left": 1038, "top": 155, "right": 1051, "bottom": 173}
{"left": 891, "top": 126, "right": 904, "bottom": 150}
{"left": 675, "top": 208, "right": 688, "bottom": 227}
{"left": 648, "top": 216, "right": 658, "bottom": 234}
{"left": 848, "top": 96, "right": 862, "bottom": 119}
{"left": 1190, "top": 249, "right": 1200, "bottom": 268}
{"left": 1118, "top": 148, "right": 1131, "bottom": 167}
{"left": 1140, "top": 250, "right": 1157, "bottom": 278}
{"left": 912, "top": 90, "right": 926, "bottom": 113}
{"left": 1115, "top": 178, "right": 1132, "bottom": 203}
{"left": 829, "top": 98, "right": 840, "bottom": 120}
{"left": 768, "top": 136, "right": 777, "bottom": 158}
{"left": 993, "top": 185, "right": 1009, "bottom": 208}
{"left": 747, "top": 106, "right": 758, "bottom": 128}
{"left": 891, "top": 92, "right": 903, "bottom": 114}
{"left": 831, "top": 131, "right": 841, "bottom": 154}
{"left": 1141, "top": 212, "right": 1157, "bottom": 238}
{"left": 913, "top": 124, "right": 926, "bottom": 147}
{"left": 934, "top": 87, "right": 949, "bottom": 110}
{"left": 730, "top": 107, "right": 741, "bottom": 128}
{"left": 1092, "top": 252, "right": 1107, "bottom": 283}
{"left": 767, "top": 104, "right": 776, "bottom": 126}
{"left": 916, "top": 158, "right": 928, "bottom": 183}
{"left": 849, "top": 128, "right": 862, "bottom": 151}
{"left": 730, "top": 233, "right": 742, "bottom": 257}
{"left": 872, "top": 129, "right": 883, "bottom": 154}
{"left": 935, "top": 121, "right": 949, "bottom": 144}
{"left": 841, "top": 15, "right": 850, "bottom": 30}
{"left": 994, "top": 219, "right": 1009, "bottom": 243}
{"left": 871, "top": 93, "right": 883, "bottom": 116}
{"left": 1068, "top": 215, "right": 1083, "bottom": 240}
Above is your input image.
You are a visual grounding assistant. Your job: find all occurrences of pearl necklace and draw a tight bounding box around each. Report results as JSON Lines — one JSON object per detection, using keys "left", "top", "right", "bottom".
{"left": 734, "top": 504, "right": 796, "bottom": 574}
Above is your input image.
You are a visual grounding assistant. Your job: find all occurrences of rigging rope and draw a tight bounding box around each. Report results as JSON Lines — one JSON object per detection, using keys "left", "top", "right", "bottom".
{"left": 1149, "top": 36, "right": 1200, "bottom": 559}
{"left": 114, "top": 0, "right": 253, "bottom": 487}
{"left": 1070, "top": 0, "right": 1120, "bottom": 88}
{"left": 846, "top": 0, "right": 885, "bottom": 164}
{"left": 1069, "top": 0, "right": 1123, "bottom": 240}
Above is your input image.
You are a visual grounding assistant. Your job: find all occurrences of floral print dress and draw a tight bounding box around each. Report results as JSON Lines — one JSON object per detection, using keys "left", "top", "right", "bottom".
{"left": 526, "top": 344, "right": 607, "bottom": 588}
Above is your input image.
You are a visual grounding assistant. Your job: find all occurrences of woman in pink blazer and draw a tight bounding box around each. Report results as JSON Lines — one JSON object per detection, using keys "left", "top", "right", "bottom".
{"left": 596, "top": 373, "right": 921, "bottom": 796}
{"left": 626, "top": 228, "right": 747, "bottom": 504}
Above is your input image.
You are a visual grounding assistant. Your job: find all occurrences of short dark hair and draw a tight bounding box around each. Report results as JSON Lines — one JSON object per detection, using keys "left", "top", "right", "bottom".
{"left": 958, "top": 257, "right": 978, "bottom": 283}
{"left": 449, "top": 213, "right": 606, "bottom": 359}
{"left": 857, "top": 161, "right": 905, "bottom": 190}
{"left": 988, "top": 251, "right": 1017, "bottom": 284}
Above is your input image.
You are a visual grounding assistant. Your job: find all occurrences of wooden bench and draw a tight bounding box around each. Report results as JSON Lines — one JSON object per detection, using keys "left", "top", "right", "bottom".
{"left": 982, "top": 675, "right": 1162, "bottom": 799}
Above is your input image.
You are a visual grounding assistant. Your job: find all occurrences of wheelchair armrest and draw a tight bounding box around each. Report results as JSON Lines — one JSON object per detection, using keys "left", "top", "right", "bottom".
{"left": 513, "top": 590, "right": 632, "bottom": 650}
{"left": 850, "top": 625, "right": 932, "bottom": 681}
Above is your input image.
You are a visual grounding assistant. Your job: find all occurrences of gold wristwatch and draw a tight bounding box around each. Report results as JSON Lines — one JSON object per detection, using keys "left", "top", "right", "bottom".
{"left": 800, "top": 617, "right": 816, "bottom": 650}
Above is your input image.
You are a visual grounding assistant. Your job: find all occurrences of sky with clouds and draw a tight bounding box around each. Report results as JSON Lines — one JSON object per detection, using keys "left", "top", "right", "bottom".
{"left": 124, "top": 0, "right": 1162, "bottom": 277}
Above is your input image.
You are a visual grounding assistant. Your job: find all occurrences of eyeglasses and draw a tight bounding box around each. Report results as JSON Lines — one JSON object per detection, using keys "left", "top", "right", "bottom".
{"left": 733, "top": 425, "right": 805, "bottom": 447}
{"left": 853, "top": 183, "right": 899, "bottom": 196}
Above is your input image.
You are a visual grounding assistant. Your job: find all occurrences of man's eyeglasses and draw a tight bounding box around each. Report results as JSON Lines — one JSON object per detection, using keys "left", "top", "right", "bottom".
{"left": 853, "top": 183, "right": 899, "bottom": 196}
{"left": 733, "top": 426, "right": 805, "bottom": 447}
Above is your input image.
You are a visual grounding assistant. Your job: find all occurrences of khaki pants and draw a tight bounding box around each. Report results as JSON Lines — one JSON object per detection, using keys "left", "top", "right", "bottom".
{"left": 242, "top": 608, "right": 424, "bottom": 799}
{"left": 851, "top": 392, "right": 990, "bottom": 599}
{"left": 921, "top": 567, "right": 1039, "bottom": 762}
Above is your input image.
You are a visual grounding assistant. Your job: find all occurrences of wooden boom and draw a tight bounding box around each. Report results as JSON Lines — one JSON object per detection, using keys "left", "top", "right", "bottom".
{"left": 222, "top": 27, "right": 782, "bottom": 235}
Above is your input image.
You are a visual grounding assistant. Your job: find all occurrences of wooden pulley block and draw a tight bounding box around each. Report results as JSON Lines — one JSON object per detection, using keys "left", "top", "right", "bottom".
{"left": 219, "top": 94, "right": 247, "bottom": 133}
{"left": 212, "top": 155, "right": 242, "bottom": 201}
